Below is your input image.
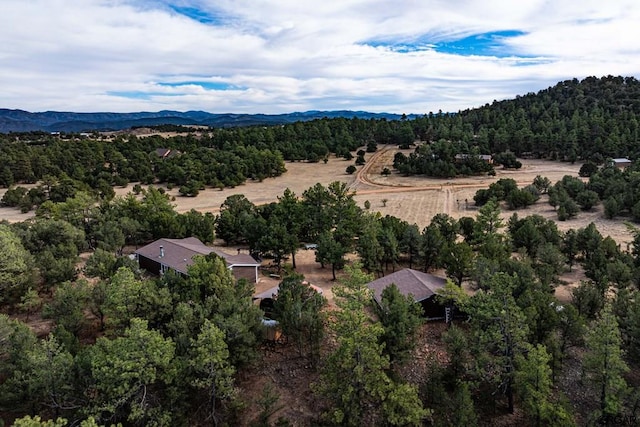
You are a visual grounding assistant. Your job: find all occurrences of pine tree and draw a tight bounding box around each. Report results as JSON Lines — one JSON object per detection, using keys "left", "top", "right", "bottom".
{"left": 315, "top": 263, "right": 429, "bottom": 426}
{"left": 515, "top": 344, "right": 575, "bottom": 426}
{"left": 583, "top": 304, "right": 629, "bottom": 424}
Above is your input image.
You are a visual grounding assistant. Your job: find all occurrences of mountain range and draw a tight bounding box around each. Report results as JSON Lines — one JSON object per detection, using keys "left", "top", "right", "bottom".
{"left": 0, "top": 109, "right": 413, "bottom": 133}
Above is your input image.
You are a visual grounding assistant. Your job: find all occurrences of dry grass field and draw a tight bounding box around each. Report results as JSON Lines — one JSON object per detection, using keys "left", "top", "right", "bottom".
{"left": 3, "top": 146, "right": 633, "bottom": 305}
{"left": 1, "top": 147, "right": 635, "bottom": 249}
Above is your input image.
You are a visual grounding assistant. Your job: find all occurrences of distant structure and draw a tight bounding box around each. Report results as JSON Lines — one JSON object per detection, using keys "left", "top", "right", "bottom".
{"left": 154, "top": 148, "right": 180, "bottom": 159}
{"left": 612, "top": 157, "right": 633, "bottom": 170}
{"left": 454, "top": 153, "right": 493, "bottom": 164}
{"left": 135, "top": 237, "right": 261, "bottom": 283}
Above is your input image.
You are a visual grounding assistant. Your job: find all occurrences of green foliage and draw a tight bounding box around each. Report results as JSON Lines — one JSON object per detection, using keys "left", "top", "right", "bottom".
{"left": 579, "top": 161, "right": 599, "bottom": 177}
{"left": 215, "top": 194, "right": 256, "bottom": 245}
{"left": 357, "top": 216, "right": 383, "bottom": 275}
{"left": 583, "top": 304, "right": 629, "bottom": 424}
{"left": 474, "top": 178, "right": 518, "bottom": 206}
{"left": 515, "top": 344, "right": 575, "bottom": 427}
{"left": 185, "top": 255, "right": 262, "bottom": 368}
{"left": 442, "top": 241, "right": 474, "bottom": 286}
{"left": 376, "top": 283, "right": 423, "bottom": 364}
{"left": 532, "top": 175, "right": 551, "bottom": 194}
{"left": 103, "top": 267, "right": 173, "bottom": 332}
{"left": 43, "top": 280, "right": 89, "bottom": 336}
{"left": 272, "top": 274, "right": 327, "bottom": 362}
{"left": 575, "top": 189, "right": 600, "bottom": 210}
{"left": 84, "top": 249, "right": 117, "bottom": 279}
{"left": 18, "top": 287, "right": 42, "bottom": 320}
{"left": 420, "top": 223, "right": 445, "bottom": 272}
{"left": 11, "top": 416, "right": 68, "bottom": 427}
{"left": 506, "top": 186, "right": 539, "bottom": 210}
{"left": 273, "top": 188, "right": 304, "bottom": 268}
{"left": 442, "top": 325, "right": 471, "bottom": 385}
{"left": 572, "top": 280, "right": 605, "bottom": 319}
{"left": 23, "top": 335, "right": 79, "bottom": 415}
{"left": 315, "top": 231, "right": 347, "bottom": 280}
{"left": 315, "top": 263, "right": 429, "bottom": 426}
{"left": 254, "top": 382, "right": 285, "bottom": 427}
{"left": 188, "top": 320, "right": 235, "bottom": 424}
{"left": 0, "top": 223, "right": 35, "bottom": 303}
{"left": 493, "top": 151, "right": 522, "bottom": 169}
{"left": 467, "top": 273, "right": 529, "bottom": 413}
{"left": 394, "top": 142, "right": 493, "bottom": 178}
{"left": 15, "top": 218, "right": 85, "bottom": 286}
{"left": 557, "top": 197, "right": 579, "bottom": 221}
{"left": 88, "top": 318, "right": 177, "bottom": 425}
{"left": 436, "top": 280, "right": 471, "bottom": 325}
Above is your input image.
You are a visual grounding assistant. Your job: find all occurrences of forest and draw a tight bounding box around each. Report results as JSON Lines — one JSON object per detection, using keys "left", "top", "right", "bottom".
{"left": 2, "top": 75, "right": 640, "bottom": 426}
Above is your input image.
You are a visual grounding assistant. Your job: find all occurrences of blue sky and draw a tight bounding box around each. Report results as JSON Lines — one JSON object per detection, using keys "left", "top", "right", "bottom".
{"left": 1, "top": 1, "right": 639, "bottom": 114}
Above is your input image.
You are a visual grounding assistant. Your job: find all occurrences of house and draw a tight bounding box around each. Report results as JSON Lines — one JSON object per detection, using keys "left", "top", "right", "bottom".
{"left": 454, "top": 154, "right": 493, "bottom": 164}
{"left": 135, "top": 237, "right": 261, "bottom": 283}
{"left": 366, "top": 268, "right": 447, "bottom": 318}
{"left": 154, "top": 148, "right": 180, "bottom": 159}
{"left": 612, "top": 157, "right": 633, "bottom": 170}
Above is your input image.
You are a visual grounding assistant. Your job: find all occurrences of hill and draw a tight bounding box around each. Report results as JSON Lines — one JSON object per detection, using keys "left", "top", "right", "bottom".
{"left": 0, "top": 109, "right": 411, "bottom": 133}
{"left": 413, "top": 75, "right": 640, "bottom": 161}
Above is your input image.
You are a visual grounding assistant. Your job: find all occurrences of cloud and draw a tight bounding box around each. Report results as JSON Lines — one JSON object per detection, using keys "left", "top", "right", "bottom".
{"left": 0, "top": 0, "right": 639, "bottom": 114}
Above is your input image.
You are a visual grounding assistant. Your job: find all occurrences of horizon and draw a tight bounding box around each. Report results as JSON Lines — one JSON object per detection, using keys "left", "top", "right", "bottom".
{"left": 1, "top": 1, "right": 639, "bottom": 115}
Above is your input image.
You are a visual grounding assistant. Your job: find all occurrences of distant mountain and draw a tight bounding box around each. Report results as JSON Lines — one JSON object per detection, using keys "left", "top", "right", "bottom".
{"left": 0, "top": 109, "right": 413, "bottom": 133}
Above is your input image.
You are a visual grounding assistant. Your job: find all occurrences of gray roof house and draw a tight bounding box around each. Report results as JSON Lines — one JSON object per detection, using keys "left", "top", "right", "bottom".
{"left": 135, "top": 237, "right": 260, "bottom": 283}
{"left": 366, "top": 268, "right": 448, "bottom": 318}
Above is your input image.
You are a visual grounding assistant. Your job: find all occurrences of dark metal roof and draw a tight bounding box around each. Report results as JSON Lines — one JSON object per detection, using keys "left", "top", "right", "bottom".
{"left": 367, "top": 268, "right": 447, "bottom": 303}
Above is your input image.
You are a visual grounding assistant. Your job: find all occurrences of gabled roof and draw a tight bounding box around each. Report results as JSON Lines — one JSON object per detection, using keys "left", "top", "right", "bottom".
{"left": 366, "top": 268, "right": 447, "bottom": 303}
{"left": 155, "top": 148, "right": 172, "bottom": 158}
{"left": 135, "top": 237, "right": 259, "bottom": 274}
{"left": 612, "top": 157, "right": 632, "bottom": 163}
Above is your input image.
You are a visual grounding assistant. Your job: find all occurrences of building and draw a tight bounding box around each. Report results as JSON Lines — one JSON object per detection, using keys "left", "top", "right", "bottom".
{"left": 612, "top": 157, "right": 633, "bottom": 169}
{"left": 135, "top": 237, "right": 261, "bottom": 283}
{"left": 154, "top": 148, "right": 181, "bottom": 159}
{"left": 454, "top": 153, "right": 493, "bottom": 164}
{"left": 366, "top": 268, "right": 447, "bottom": 318}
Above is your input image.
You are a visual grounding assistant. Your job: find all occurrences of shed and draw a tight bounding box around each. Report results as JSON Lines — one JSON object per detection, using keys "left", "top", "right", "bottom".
{"left": 612, "top": 157, "right": 633, "bottom": 169}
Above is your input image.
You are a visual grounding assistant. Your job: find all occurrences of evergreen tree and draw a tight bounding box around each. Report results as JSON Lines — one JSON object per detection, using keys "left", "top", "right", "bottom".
{"left": 376, "top": 283, "right": 423, "bottom": 364}
{"left": 515, "top": 344, "right": 575, "bottom": 427}
{"left": 272, "top": 274, "right": 326, "bottom": 363}
{"left": 583, "top": 304, "right": 629, "bottom": 424}
{"left": 315, "top": 263, "right": 429, "bottom": 426}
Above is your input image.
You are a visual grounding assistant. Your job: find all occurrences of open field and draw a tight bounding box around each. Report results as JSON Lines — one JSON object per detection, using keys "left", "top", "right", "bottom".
{"left": 1, "top": 147, "right": 635, "bottom": 248}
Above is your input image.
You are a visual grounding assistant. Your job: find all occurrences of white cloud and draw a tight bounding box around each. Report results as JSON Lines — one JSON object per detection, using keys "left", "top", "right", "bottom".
{"left": 0, "top": 0, "right": 639, "bottom": 113}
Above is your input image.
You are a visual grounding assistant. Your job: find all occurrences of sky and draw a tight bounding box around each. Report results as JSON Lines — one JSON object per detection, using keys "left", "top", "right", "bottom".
{"left": 1, "top": 0, "right": 639, "bottom": 114}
